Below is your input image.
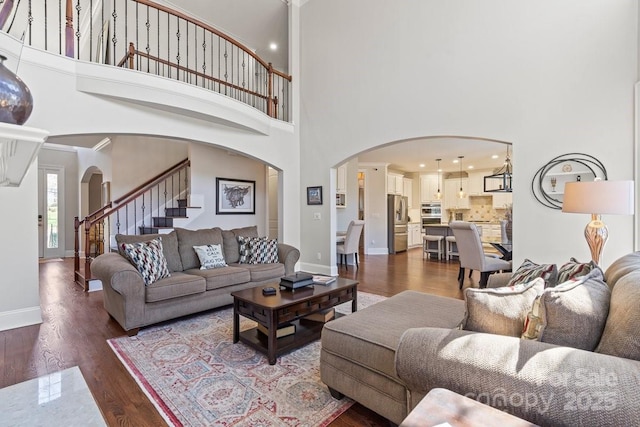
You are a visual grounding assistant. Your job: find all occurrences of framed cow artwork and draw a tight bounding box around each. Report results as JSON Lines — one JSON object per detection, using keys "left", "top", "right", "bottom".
{"left": 216, "top": 178, "right": 256, "bottom": 214}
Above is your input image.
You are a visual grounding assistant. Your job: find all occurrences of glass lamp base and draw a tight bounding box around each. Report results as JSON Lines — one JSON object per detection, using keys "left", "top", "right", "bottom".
{"left": 584, "top": 214, "right": 608, "bottom": 265}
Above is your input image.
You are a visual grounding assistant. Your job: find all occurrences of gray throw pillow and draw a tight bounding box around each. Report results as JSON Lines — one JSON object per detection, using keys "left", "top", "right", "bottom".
{"left": 175, "top": 227, "right": 223, "bottom": 270}
{"left": 535, "top": 268, "right": 609, "bottom": 351}
{"left": 463, "top": 278, "right": 544, "bottom": 337}
{"left": 596, "top": 270, "right": 640, "bottom": 360}
{"left": 116, "top": 231, "right": 183, "bottom": 272}
{"left": 221, "top": 226, "right": 259, "bottom": 263}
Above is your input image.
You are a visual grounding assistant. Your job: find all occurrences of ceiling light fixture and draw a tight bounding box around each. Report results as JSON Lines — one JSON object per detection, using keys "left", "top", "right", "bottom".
{"left": 269, "top": 42, "right": 278, "bottom": 50}
{"left": 419, "top": 163, "right": 425, "bottom": 168}
{"left": 435, "top": 158, "right": 442, "bottom": 200}
{"left": 484, "top": 145, "right": 513, "bottom": 192}
{"left": 458, "top": 156, "right": 466, "bottom": 199}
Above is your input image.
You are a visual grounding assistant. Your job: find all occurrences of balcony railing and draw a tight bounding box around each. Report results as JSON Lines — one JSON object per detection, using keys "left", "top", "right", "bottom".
{"left": 0, "top": 0, "right": 291, "bottom": 121}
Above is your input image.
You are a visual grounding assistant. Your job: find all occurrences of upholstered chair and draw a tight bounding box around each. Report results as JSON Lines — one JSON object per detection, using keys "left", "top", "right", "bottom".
{"left": 449, "top": 221, "right": 512, "bottom": 289}
{"left": 337, "top": 220, "right": 365, "bottom": 270}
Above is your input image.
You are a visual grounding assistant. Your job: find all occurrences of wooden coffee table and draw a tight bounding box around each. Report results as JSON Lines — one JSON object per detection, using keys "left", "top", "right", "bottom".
{"left": 232, "top": 277, "right": 358, "bottom": 365}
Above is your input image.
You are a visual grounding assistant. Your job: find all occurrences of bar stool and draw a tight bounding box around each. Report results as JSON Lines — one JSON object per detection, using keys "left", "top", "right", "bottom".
{"left": 445, "top": 235, "right": 459, "bottom": 260}
{"left": 423, "top": 235, "right": 444, "bottom": 260}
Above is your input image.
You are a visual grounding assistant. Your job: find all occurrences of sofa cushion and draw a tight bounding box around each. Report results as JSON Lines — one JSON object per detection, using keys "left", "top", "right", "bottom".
{"left": 604, "top": 251, "right": 640, "bottom": 290}
{"left": 230, "top": 262, "right": 285, "bottom": 282}
{"left": 185, "top": 266, "right": 251, "bottom": 291}
{"left": 507, "top": 259, "right": 558, "bottom": 288}
{"left": 249, "top": 238, "right": 279, "bottom": 264}
{"left": 322, "top": 291, "right": 465, "bottom": 381}
{"left": 175, "top": 227, "right": 223, "bottom": 270}
{"left": 145, "top": 272, "right": 206, "bottom": 303}
{"left": 222, "top": 226, "right": 259, "bottom": 264}
{"left": 193, "top": 244, "right": 228, "bottom": 269}
{"left": 463, "top": 278, "right": 544, "bottom": 337}
{"left": 535, "top": 268, "right": 609, "bottom": 351}
{"left": 557, "top": 257, "right": 598, "bottom": 284}
{"left": 121, "top": 238, "right": 171, "bottom": 286}
{"left": 596, "top": 270, "right": 640, "bottom": 360}
{"left": 116, "top": 231, "right": 183, "bottom": 272}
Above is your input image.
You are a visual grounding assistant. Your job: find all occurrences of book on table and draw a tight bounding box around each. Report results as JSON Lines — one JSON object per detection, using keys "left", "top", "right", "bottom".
{"left": 280, "top": 272, "right": 314, "bottom": 289}
{"left": 256, "top": 323, "right": 296, "bottom": 338}
{"left": 303, "top": 308, "right": 335, "bottom": 323}
{"left": 312, "top": 275, "right": 337, "bottom": 285}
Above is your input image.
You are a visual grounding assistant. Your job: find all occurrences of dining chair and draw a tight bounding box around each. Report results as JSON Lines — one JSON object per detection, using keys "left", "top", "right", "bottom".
{"left": 449, "top": 221, "right": 512, "bottom": 289}
{"left": 337, "top": 220, "right": 365, "bottom": 270}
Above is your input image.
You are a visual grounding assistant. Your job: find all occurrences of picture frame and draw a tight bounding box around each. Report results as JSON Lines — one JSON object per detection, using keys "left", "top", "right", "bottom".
{"left": 216, "top": 178, "right": 256, "bottom": 214}
{"left": 307, "top": 186, "right": 323, "bottom": 205}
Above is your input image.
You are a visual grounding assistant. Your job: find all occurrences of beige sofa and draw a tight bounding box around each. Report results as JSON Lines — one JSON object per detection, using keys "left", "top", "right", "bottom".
{"left": 320, "top": 252, "right": 640, "bottom": 426}
{"left": 92, "top": 226, "right": 299, "bottom": 334}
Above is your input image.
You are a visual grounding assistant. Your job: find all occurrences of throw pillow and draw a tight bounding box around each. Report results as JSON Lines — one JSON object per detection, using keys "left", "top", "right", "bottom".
{"left": 237, "top": 235, "right": 266, "bottom": 263}
{"left": 121, "top": 237, "right": 170, "bottom": 286}
{"left": 193, "top": 244, "right": 228, "bottom": 269}
{"left": 523, "top": 269, "right": 609, "bottom": 351}
{"left": 557, "top": 257, "right": 599, "bottom": 284}
{"left": 222, "top": 226, "right": 259, "bottom": 264}
{"left": 462, "top": 278, "right": 544, "bottom": 337}
{"left": 175, "top": 227, "right": 224, "bottom": 270}
{"left": 596, "top": 270, "right": 640, "bottom": 360}
{"left": 116, "top": 231, "right": 183, "bottom": 272}
{"left": 507, "top": 259, "right": 558, "bottom": 288}
{"left": 249, "top": 238, "right": 279, "bottom": 264}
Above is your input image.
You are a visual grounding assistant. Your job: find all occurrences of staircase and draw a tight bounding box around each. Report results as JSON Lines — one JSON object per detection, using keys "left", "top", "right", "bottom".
{"left": 74, "top": 158, "right": 200, "bottom": 291}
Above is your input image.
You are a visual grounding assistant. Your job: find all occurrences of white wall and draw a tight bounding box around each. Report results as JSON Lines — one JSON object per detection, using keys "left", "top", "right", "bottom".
{"left": 300, "top": 0, "right": 637, "bottom": 271}
{"left": 0, "top": 165, "right": 42, "bottom": 331}
{"left": 335, "top": 158, "right": 359, "bottom": 232}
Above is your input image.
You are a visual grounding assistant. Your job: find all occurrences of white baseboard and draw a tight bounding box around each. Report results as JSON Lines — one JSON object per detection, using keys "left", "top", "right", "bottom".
{"left": 0, "top": 306, "right": 42, "bottom": 332}
{"left": 298, "top": 262, "right": 333, "bottom": 276}
{"left": 365, "top": 247, "right": 389, "bottom": 255}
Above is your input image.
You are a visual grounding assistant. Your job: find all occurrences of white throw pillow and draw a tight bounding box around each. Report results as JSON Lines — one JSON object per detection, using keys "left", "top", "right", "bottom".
{"left": 193, "top": 244, "right": 228, "bottom": 269}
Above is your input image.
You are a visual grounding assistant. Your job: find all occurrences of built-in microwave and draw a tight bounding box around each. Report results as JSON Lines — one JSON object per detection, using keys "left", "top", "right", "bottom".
{"left": 421, "top": 202, "right": 442, "bottom": 218}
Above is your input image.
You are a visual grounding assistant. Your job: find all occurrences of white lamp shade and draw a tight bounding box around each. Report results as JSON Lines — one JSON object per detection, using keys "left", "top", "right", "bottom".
{"left": 562, "top": 180, "right": 634, "bottom": 215}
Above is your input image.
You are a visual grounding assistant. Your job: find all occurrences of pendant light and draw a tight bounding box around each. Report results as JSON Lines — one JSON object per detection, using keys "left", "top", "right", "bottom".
{"left": 484, "top": 145, "right": 513, "bottom": 192}
{"left": 458, "top": 156, "right": 466, "bottom": 198}
{"left": 435, "top": 158, "right": 442, "bottom": 200}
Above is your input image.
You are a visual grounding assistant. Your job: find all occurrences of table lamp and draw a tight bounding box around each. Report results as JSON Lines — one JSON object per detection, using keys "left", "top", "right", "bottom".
{"left": 562, "top": 180, "right": 634, "bottom": 265}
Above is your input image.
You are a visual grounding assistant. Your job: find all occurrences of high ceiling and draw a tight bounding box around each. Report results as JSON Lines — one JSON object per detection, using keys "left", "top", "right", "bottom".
{"left": 163, "top": 0, "right": 289, "bottom": 72}
{"left": 357, "top": 137, "right": 512, "bottom": 174}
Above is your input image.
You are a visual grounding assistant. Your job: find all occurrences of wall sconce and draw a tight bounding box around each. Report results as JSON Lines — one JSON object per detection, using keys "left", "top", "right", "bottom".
{"left": 0, "top": 123, "right": 49, "bottom": 187}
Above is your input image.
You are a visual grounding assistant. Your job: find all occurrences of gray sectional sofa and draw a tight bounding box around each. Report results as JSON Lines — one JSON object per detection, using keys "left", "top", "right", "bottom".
{"left": 321, "top": 252, "right": 640, "bottom": 426}
{"left": 92, "top": 226, "right": 299, "bottom": 334}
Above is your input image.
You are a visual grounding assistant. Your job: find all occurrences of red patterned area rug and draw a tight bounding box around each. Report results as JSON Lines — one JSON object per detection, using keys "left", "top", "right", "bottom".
{"left": 108, "top": 291, "right": 386, "bottom": 427}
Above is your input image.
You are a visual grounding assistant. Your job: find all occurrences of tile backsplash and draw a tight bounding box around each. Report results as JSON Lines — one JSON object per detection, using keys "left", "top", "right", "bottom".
{"left": 465, "top": 196, "right": 506, "bottom": 222}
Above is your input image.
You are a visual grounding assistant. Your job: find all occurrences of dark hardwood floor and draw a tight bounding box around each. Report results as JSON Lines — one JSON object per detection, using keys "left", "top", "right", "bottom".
{"left": 0, "top": 248, "right": 473, "bottom": 426}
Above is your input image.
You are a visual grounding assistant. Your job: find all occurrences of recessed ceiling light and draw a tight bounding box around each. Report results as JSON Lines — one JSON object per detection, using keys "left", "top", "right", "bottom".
{"left": 468, "top": 165, "right": 474, "bottom": 169}
{"left": 453, "top": 159, "right": 459, "bottom": 164}
{"left": 269, "top": 42, "right": 278, "bottom": 50}
{"left": 419, "top": 163, "right": 425, "bottom": 168}
{"left": 491, "top": 154, "right": 499, "bottom": 159}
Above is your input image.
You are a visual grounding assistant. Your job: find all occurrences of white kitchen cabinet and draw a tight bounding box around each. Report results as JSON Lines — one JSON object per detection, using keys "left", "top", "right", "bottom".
{"left": 403, "top": 178, "right": 413, "bottom": 207}
{"left": 408, "top": 223, "right": 422, "bottom": 247}
{"left": 444, "top": 178, "right": 469, "bottom": 210}
{"left": 492, "top": 192, "right": 513, "bottom": 209}
{"left": 420, "top": 174, "right": 442, "bottom": 202}
{"left": 336, "top": 164, "right": 347, "bottom": 194}
{"left": 467, "top": 171, "right": 489, "bottom": 196}
{"left": 387, "top": 173, "right": 404, "bottom": 195}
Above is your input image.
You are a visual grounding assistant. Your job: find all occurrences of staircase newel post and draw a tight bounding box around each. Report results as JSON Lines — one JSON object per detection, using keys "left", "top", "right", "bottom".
{"left": 128, "top": 42, "right": 135, "bottom": 69}
{"left": 267, "top": 62, "right": 274, "bottom": 118}
{"left": 74, "top": 216, "right": 80, "bottom": 273}
{"left": 84, "top": 218, "right": 92, "bottom": 291}
{"left": 65, "top": 0, "right": 74, "bottom": 58}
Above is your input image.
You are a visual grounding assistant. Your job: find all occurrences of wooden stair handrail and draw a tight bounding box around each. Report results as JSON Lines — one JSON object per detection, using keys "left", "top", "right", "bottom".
{"left": 113, "top": 158, "right": 190, "bottom": 205}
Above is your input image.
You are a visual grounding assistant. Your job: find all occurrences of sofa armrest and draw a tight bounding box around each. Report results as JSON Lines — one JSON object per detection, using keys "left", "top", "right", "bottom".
{"left": 91, "top": 252, "right": 147, "bottom": 331}
{"left": 396, "top": 327, "right": 640, "bottom": 427}
{"left": 486, "top": 272, "right": 512, "bottom": 288}
{"left": 277, "top": 243, "right": 300, "bottom": 275}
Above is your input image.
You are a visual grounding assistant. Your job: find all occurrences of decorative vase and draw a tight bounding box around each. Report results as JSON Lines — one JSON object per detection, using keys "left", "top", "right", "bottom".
{"left": 0, "top": 54, "right": 33, "bottom": 125}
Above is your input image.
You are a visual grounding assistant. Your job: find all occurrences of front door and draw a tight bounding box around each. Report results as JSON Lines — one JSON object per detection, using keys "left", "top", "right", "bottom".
{"left": 38, "top": 167, "right": 65, "bottom": 259}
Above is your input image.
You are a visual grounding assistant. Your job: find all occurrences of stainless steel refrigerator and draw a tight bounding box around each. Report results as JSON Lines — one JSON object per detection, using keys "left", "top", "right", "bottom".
{"left": 387, "top": 194, "right": 408, "bottom": 254}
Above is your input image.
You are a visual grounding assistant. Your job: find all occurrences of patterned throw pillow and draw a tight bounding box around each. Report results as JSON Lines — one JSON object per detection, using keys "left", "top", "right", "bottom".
{"left": 121, "top": 238, "right": 170, "bottom": 286}
{"left": 249, "top": 238, "right": 279, "bottom": 264}
{"left": 462, "top": 278, "right": 544, "bottom": 337}
{"left": 237, "top": 236, "right": 263, "bottom": 263}
{"left": 523, "top": 269, "right": 609, "bottom": 350}
{"left": 507, "top": 259, "right": 558, "bottom": 288}
{"left": 193, "top": 244, "right": 228, "bottom": 269}
{"left": 557, "top": 257, "right": 599, "bottom": 284}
